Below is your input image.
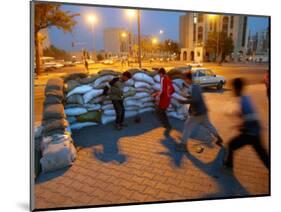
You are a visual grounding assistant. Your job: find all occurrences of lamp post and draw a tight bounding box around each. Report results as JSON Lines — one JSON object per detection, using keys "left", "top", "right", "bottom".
{"left": 87, "top": 14, "right": 97, "bottom": 60}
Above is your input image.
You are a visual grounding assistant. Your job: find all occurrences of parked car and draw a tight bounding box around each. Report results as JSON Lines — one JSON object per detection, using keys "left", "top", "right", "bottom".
{"left": 186, "top": 61, "right": 203, "bottom": 67}
{"left": 192, "top": 68, "right": 226, "bottom": 90}
{"left": 101, "top": 59, "right": 114, "bottom": 65}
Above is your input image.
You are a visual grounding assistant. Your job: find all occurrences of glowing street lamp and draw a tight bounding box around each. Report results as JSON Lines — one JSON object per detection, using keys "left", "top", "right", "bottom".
{"left": 159, "top": 29, "right": 164, "bottom": 34}
{"left": 121, "top": 32, "right": 127, "bottom": 38}
{"left": 126, "top": 9, "right": 137, "bottom": 18}
{"left": 152, "top": 37, "right": 158, "bottom": 45}
{"left": 86, "top": 14, "right": 98, "bottom": 60}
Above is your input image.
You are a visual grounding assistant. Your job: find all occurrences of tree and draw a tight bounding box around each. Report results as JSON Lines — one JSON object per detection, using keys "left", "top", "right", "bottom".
{"left": 43, "top": 45, "right": 71, "bottom": 60}
{"left": 205, "top": 31, "right": 234, "bottom": 62}
{"left": 34, "top": 3, "right": 79, "bottom": 74}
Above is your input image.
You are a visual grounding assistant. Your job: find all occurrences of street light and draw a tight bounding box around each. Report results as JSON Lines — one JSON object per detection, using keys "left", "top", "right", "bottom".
{"left": 86, "top": 14, "right": 97, "bottom": 60}
{"left": 152, "top": 37, "right": 158, "bottom": 45}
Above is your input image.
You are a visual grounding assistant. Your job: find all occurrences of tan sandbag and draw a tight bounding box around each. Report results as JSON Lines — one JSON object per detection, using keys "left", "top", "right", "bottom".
{"left": 45, "top": 78, "right": 64, "bottom": 93}
{"left": 43, "top": 119, "right": 68, "bottom": 135}
{"left": 44, "top": 95, "right": 62, "bottom": 105}
{"left": 76, "top": 111, "right": 102, "bottom": 123}
{"left": 65, "top": 80, "right": 80, "bottom": 93}
{"left": 43, "top": 104, "right": 66, "bottom": 120}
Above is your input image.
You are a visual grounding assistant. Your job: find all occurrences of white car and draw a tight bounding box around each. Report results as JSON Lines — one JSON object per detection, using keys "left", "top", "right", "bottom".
{"left": 192, "top": 68, "right": 226, "bottom": 90}
{"left": 102, "top": 59, "right": 114, "bottom": 65}
{"left": 186, "top": 61, "right": 203, "bottom": 67}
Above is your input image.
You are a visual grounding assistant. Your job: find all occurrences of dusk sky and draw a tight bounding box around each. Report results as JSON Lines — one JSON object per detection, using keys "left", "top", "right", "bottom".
{"left": 48, "top": 4, "right": 269, "bottom": 52}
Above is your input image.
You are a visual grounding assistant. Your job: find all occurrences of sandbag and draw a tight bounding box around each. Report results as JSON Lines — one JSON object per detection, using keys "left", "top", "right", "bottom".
{"left": 135, "top": 81, "right": 152, "bottom": 89}
{"left": 135, "top": 87, "right": 153, "bottom": 93}
{"left": 64, "top": 104, "right": 83, "bottom": 109}
{"left": 66, "top": 85, "right": 93, "bottom": 98}
{"left": 139, "top": 107, "right": 155, "bottom": 114}
{"left": 93, "top": 75, "right": 115, "bottom": 88}
{"left": 172, "top": 92, "right": 188, "bottom": 101}
{"left": 172, "top": 79, "right": 186, "bottom": 88}
{"left": 70, "top": 122, "right": 98, "bottom": 130}
{"left": 133, "top": 72, "right": 155, "bottom": 85}
{"left": 84, "top": 103, "right": 101, "bottom": 111}
{"left": 45, "top": 89, "right": 64, "bottom": 100}
{"left": 34, "top": 125, "right": 43, "bottom": 139}
{"left": 154, "top": 74, "right": 160, "bottom": 83}
{"left": 65, "top": 107, "right": 88, "bottom": 116}
{"left": 104, "top": 109, "right": 116, "bottom": 116}
{"left": 167, "top": 111, "right": 185, "bottom": 120}
{"left": 43, "top": 104, "right": 65, "bottom": 120}
{"left": 83, "top": 89, "right": 103, "bottom": 103}
{"left": 66, "top": 116, "right": 76, "bottom": 124}
{"left": 142, "top": 101, "right": 155, "bottom": 108}
{"left": 125, "top": 79, "right": 135, "bottom": 86}
{"left": 101, "top": 115, "right": 116, "bottom": 125}
{"left": 45, "top": 78, "right": 64, "bottom": 93}
{"left": 76, "top": 111, "right": 102, "bottom": 123}
{"left": 98, "top": 69, "right": 119, "bottom": 76}
{"left": 125, "top": 106, "right": 139, "bottom": 111}
{"left": 66, "top": 94, "right": 84, "bottom": 105}
{"left": 102, "top": 104, "right": 114, "bottom": 110}
{"left": 41, "top": 134, "right": 70, "bottom": 153}
{"left": 139, "top": 96, "right": 154, "bottom": 103}
{"left": 88, "top": 96, "right": 107, "bottom": 104}
{"left": 135, "top": 92, "right": 150, "bottom": 99}
{"left": 43, "top": 119, "right": 68, "bottom": 135}
{"left": 40, "top": 142, "right": 76, "bottom": 173}
{"left": 65, "top": 80, "right": 80, "bottom": 93}
{"left": 153, "top": 83, "right": 161, "bottom": 91}
{"left": 125, "top": 99, "right": 141, "bottom": 107}
{"left": 125, "top": 110, "right": 138, "bottom": 118}
{"left": 44, "top": 95, "right": 62, "bottom": 105}
{"left": 63, "top": 72, "right": 88, "bottom": 82}
{"left": 43, "top": 129, "right": 66, "bottom": 137}
{"left": 78, "top": 75, "right": 98, "bottom": 84}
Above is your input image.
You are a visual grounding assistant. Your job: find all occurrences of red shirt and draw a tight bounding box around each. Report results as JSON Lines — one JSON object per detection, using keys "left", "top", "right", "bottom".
{"left": 158, "top": 75, "right": 174, "bottom": 109}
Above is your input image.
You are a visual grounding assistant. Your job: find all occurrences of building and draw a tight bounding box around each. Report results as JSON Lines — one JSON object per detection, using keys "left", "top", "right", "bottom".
{"left": 103, "top": 28, "right": 130, "bottom": 57}
{"left": 179, "top": 13, "right": 249, "bottom": 62}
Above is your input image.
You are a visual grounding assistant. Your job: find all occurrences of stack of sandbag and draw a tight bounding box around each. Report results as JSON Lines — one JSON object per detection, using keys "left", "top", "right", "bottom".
{"left": 64, "top": 71, "right": 119, "bottom": 127}
{"left": 38, "top": 78, "right": 77, "bottom": 173}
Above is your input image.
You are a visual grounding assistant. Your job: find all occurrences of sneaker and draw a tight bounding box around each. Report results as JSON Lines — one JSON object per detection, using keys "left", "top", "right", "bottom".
{"left": 175, "top": 143, "right": 187, "bottom": 152}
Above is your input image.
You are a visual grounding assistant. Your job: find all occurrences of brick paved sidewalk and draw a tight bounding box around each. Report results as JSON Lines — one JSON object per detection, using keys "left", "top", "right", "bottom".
{"left": 34, "top": 85, "right": 269, "bottom": 210}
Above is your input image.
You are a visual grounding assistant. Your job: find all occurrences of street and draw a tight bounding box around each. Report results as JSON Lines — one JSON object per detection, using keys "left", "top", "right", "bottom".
{"left": 34, "top": 62, "right": 268, "bottom": 124}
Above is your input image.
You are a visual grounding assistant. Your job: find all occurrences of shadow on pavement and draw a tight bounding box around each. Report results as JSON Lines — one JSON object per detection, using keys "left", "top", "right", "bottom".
{"left": 36, "top": 167, "right": 70, "bottom": 184}
{"left": 202, "top": 87, "right": 231, "bottom": 94}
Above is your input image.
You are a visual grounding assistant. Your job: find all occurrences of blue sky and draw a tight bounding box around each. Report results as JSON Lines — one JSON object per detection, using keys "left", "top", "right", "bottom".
{"left": 47, "top": 4, "right": 269, "bottom": 51}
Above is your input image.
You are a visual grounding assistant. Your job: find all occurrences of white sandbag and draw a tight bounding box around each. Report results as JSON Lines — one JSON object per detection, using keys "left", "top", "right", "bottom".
{"left": 89, "top": 95, "right": 107, "bottom": 104}
{"left": 153, "top": 83, "right": 161, "bottom": 91}
{"left": 154, "top": 74, "right": 160, "bottom": 83}
{"left": 83, "top": 89, "right": 104, "bottom": 103}
{"left": 41, "top": 134, "right": 70, "bottom": 152}
{"left": 172, "top": 79, "right": 186, "bottom": 89}
{"left": 66, "top": 85, "right": 92, "bottom": 98}
{"left": 84, "top": 103, "right": 101, "bottom": 111}
{"left": 125, "top": 95, "right": 139, "bottom": 101}
{"left": 104, "top": 109, "right": 116, "bottom": 116}
{"left": 125, "top": 110, "right": 138, "bottom": 118}
{"left": 173, "top": 83, "right": 182, "bottom": 94}
{"left": 139, "top": 107, "right": 155, "bottom": 114}
{"left": 101, "top": 115, "right": 116, "bottom": 125}
{"left": 177, "top": 104, "right": 189, "bottom": 116}
{"left": 133, "top": 72, "right": 155, "bottom": 85}
{"left": 139, "top": 96, "right": 154, "bottom": 103}
{"left": 171, "top": 98, "right": 181, "bottom": 107}
{"left": 167, "top": 111, "right": 185, "bottom": 120}
{"left": 66, "top": 116, "right": 76, "bottom": 124}
{"left": 135, "top": 92, "right": 150, "bottom": 99}
{"left": 142, "top": 101, "right": 155, "bottom": 108}
{"left": 172, "top": 92, "right": 188, "bottom": 101}
{"left": 65, "top": 107, "right": 88, "bottom": 116}
{"left": 103, "top": 100, "right": 112, "bottom": 105}
{"left": 93, "top": 75, "right": 115, "bottom": 88}
{"left": 135, "top": 87, "right": 153, "bottom": 93}
{"left": 125, "top": 106, "right": 139, "bottom": 111}
{"left": 102, "top": 104, "right": 114, "bottom": 110}
{"left": 125, "top": 99, "right": 142, "bottom": 107}
{"left": 135, "top": 81, "right": 152, "bottom": 89}
{"left": 95, "top": 82, "right": 109, "bottom": 89}
{"left": 40, "top": 142, "right": 75, "bottom": 173}
{"left": 125, "top": 79, "right": 135, "bottom": 86}
{"left": 70, "top": 122, "right": 98, "bottom": 130}
{"left": 123, "top": 86, "right": 134, "bottom": 93}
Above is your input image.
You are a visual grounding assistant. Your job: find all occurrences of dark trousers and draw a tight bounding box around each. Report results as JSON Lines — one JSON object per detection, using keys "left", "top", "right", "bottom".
{"left": 156, "top": 108, "right": 171, "bottom": 129}
{"left": 225, "top": 133, "right": 269, "bottom": 169}
{"left": 112, "top": 100, "right": 125, "bottom": 125}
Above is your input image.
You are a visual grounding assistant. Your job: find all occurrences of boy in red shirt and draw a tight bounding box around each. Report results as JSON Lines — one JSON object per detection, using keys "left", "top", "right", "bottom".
{"left": 152, "top": 68, "right": 175, "bottom": 135}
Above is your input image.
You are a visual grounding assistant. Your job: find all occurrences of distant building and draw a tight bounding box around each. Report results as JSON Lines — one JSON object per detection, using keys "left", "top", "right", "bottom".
{"left": 103, "top": 28, "right": 130, "bottom": 57}
{"left": 179, "top": 13, "right": 249, "bottom": 62}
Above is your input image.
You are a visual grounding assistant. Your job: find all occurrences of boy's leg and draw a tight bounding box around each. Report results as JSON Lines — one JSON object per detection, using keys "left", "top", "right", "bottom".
{"left": 224, "top": 134, "right": 248, "bottom": 168}
{"left": 201, "top": 114, "right": 223, "bottom": 145}
{"left": 112, "top": 100, "right": 122, "bottom": 127}
{"left": 120, "top": 100, "right": 126, "bottom": 125}
{"left": 251, "top": 135, "right": 270, "bottom": 169}
{"left": 156, "top": 108, "right": 171, "bottom": 129}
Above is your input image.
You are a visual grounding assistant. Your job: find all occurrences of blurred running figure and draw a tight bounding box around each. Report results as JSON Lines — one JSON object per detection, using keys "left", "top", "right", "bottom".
{"left": 152, "top": 68, "right": 175, "bottom": 135}
{"left": 223, "top": 78, "right": 269, "bottom": 170}
{"left": 176, "top": 71, "right": 223, "bottom": 152}
{"left": 264, "top": 70, "right": 269, "bottom": 100}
